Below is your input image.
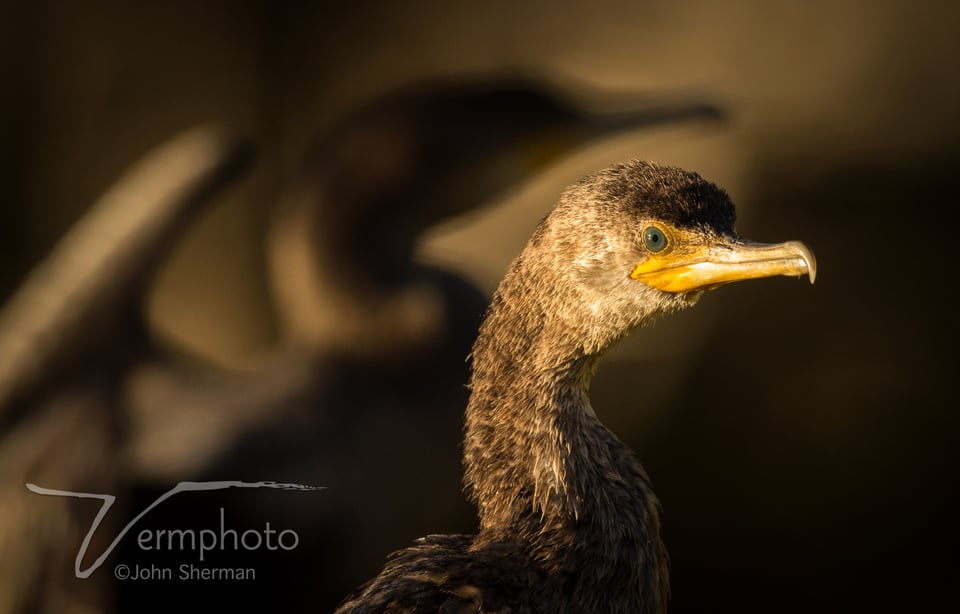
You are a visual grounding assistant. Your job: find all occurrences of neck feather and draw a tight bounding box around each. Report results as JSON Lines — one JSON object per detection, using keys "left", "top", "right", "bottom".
{"left": 462, "top": 262, "right": 661, "bottom": 532}
{"left": 460, "top": 232, "right": 671, "bottom": 611}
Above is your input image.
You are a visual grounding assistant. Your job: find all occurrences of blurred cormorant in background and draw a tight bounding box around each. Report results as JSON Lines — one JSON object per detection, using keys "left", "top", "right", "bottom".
{"left": 0, "top": 75, "right": 722, "bottom": 612}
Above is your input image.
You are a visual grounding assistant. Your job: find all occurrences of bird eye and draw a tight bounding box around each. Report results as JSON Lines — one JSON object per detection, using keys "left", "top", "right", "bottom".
{"left": 642, "top": 226, "right": 668, "bottom": 253}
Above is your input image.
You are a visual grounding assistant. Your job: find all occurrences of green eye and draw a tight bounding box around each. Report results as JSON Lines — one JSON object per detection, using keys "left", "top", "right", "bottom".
{"left": 642, "top": 226, "right": 668, "bottom": 252}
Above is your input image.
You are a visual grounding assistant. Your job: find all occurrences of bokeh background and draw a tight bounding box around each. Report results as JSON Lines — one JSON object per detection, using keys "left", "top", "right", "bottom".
{"left": 1, "top": 1, "right": 958, "bottom": 612}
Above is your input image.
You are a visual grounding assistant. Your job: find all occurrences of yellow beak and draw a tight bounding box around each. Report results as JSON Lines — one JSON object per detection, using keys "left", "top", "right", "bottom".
{"left": 630, "top": 238, "right": 817, "bottom": 293}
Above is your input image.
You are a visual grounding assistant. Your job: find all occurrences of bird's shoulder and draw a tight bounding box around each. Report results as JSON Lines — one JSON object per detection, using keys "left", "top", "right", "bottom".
{"left": 335, "top": 533, "right": 545, "bottom": 614}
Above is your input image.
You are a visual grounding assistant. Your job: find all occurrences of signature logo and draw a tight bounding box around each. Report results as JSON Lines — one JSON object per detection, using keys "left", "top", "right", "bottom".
{"left": 26, "top": 480, "right": 324, "bottom": 578}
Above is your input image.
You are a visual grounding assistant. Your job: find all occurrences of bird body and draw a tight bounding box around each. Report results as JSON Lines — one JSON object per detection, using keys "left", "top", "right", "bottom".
{"left": 338, "top": 160, "right": 815, "bottom": 613}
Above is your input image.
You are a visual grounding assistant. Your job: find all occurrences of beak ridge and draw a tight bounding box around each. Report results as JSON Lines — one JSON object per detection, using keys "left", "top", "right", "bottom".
{"left": 631, "top": 237, "right": 817, "bottom": 293}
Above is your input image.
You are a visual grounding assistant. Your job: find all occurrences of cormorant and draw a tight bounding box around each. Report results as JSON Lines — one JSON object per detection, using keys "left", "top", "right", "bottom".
{"left": 337, "top": 160, "right": 815, "bottom": 613}
{"left": 267, "top": 76, "right": 722, "bottom": 363}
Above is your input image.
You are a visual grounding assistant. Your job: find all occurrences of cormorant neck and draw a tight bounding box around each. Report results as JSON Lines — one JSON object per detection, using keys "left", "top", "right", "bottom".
{"left": 462, "top": 264, "right": 668, "bottom": 609}
{"left": 463, "top": 260, "right": 658, "bottom": 532}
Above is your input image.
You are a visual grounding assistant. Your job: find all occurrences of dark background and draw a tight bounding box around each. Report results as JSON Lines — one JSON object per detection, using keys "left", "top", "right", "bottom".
{"left": 1, "top": 1, "right": 958, "bottom": 612}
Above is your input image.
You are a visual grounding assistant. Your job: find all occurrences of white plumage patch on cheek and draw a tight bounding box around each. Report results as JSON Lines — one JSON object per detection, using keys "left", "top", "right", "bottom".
{"left": 571, "top": 236, "right": 615, "bottom": 273}
{"left": 570, "top": 231, "right": 633, "bottom": 284}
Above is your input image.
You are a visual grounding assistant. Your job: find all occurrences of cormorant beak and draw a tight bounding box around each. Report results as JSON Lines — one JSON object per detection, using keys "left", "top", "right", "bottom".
{"left": 631, "top": 237, "right": 817, "bottom": 294}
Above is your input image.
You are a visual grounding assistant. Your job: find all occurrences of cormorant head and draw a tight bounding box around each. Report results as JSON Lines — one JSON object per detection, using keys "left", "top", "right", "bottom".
{"left": 526, "top": 160, "right": 816, "bottom": 353}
